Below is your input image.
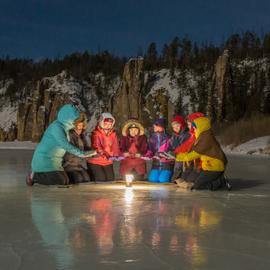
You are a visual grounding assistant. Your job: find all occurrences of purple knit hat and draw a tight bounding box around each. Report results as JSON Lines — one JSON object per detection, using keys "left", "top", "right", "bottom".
{"left": 154, "top": 118, "right": 166, "bottom": 128}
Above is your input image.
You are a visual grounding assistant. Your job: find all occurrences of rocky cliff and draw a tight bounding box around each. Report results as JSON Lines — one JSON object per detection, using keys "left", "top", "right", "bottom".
{"left": 0, "top": 50, "right": 270, "bottom": 141}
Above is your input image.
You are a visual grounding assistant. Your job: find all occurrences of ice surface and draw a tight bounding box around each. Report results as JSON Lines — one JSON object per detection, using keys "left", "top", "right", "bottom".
{"left": 0, "top": 150, "right": 270, "bottom": 270}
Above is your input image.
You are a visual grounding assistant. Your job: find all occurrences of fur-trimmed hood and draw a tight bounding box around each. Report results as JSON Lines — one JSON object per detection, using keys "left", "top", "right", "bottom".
{"left": 121, "top": 119, "right": 145, "bottom": 136}
{"left": 98, "top": 112, "right": 115, "bottom": 129}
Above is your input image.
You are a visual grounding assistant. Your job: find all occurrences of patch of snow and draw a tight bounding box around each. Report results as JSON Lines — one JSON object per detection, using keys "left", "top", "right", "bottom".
{"left": 0, "top": 141, "right": 37, "bottom": 150}
{"left": 0, "top": 79, "right": 13, "bottom": 96}
{"left": 0, "top": 104, "right": 17, "bottom": 131}
{"left": 223, "top": 136, "right": 270, "bottom": 156}
{"left": 146, "top": 69, "right": 180, "bottom": 104}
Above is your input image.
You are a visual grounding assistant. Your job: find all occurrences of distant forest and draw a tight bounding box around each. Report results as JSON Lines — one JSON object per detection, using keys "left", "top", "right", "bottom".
{"left": 1, "top": 31, "right": 270, "bottom": 95}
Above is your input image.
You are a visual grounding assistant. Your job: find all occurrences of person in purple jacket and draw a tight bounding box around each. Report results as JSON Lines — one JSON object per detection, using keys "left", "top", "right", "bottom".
{"left": 146, "top": 118, "right": 174, "bottom": 183}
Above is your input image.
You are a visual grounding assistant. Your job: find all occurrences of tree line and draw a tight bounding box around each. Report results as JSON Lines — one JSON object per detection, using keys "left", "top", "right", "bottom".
{"left": 1, "top": 31, "right": 270, "bottom": 101}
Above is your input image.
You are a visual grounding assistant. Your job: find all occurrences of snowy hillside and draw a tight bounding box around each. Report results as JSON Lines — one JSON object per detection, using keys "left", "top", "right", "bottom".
{"left": 223, "top": 136, "right": 270, "bottom": 156}
{"left": 0, "top": 71, "right": 120, "bottom": 135}
{"left": 0, "top": 79, "right": 17, "bottom": 132}
{"left": 144, "top": 68, "right": 211, "bottom": 115}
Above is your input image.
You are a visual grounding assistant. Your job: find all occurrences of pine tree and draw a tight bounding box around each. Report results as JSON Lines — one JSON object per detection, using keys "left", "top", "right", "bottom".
{"left": 145, "top": 42, "right": 158, "bottom": 70}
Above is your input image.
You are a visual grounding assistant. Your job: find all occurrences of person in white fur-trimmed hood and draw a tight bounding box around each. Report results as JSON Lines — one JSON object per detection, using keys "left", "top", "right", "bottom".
{"left": 87, "top": 112, "right": 120, "bottom": 181}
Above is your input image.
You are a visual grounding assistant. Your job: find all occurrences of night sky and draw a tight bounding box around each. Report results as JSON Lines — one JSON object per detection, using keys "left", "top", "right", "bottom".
{"left": 0, "top": 0, "right": 270, "bottom": 59}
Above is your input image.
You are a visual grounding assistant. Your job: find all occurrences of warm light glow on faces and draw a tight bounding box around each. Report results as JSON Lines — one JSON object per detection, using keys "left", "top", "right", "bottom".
{"left": 171, "top": 122, "right": 181, "bottom": 133}
{"left": 129, "top": 127, "right": 139, "bottom": 137}
{"left": 75, "top": 122, "right": 84, "bottom": 135}
{"left": 153, "top": 124, "right": 164, "bottom": 133}
{"left": 103, "top": 122, "right": 113, "bottom": 130}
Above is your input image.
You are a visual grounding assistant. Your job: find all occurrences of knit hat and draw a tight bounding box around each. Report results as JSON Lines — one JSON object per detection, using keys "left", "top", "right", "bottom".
{"left": 171, "top": 115, "right": 185, "bottom": 129}
{"left": 104, "top": 118, "right": 114, "bottom": 124}
{"left": 154, "top": 118, "right": 166, "bottom": 128}
{"left": 187, "top": 112, "right": 205, "bottom": 122}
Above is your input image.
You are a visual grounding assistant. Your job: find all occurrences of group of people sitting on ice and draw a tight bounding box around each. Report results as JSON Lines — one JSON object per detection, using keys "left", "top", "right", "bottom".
{"left": 26, "top": 103, "right": 230, "bottom": 191}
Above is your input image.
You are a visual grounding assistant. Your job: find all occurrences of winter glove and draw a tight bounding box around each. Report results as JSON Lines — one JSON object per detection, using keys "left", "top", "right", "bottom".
{"left": 109, "top": 156, "right": 125, "bottom": 161}
{"left": 144, "top": 150, "right": 153, "bottom": 158}
{"left": 141, "top": 156, "right": 151, "bottom": 161}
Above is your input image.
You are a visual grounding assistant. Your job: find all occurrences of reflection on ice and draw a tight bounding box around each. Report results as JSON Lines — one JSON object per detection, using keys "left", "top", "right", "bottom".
{"left": 29, "top": 185, "right": 224, "bottom": 269}
{"left": 124, "top": 188, "right": 134, "bottom": 204}
{"left": 2, "top": 150, "right": 270, "bottom": 269}
{"left": 31, "top": 196, "right": 74, "bottom": 269}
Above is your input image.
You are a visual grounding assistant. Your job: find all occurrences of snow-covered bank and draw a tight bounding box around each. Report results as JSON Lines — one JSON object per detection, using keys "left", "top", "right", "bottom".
{"left": 223, "top": 136, "right": 270, "bottom": 156}
{"left": 0, "top": 141, "right": 37, "bottom": 150}
{"left": 0, "top": 136, "right": 269, "bottom": 157}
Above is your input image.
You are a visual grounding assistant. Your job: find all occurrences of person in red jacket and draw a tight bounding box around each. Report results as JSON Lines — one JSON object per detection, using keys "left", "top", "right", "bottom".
{"left": 119, "top": 119, "right": 148, "bottom": 180}
{"left": 87, "top": 113, "right": 120, "bottom": 181}
{"left": 174, "top": 112, "right": 205, "bottom": 185}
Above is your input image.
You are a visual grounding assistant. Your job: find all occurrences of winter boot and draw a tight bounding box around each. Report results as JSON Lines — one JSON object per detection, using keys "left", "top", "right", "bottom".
{"left": 222, "top": 175, "right": 232, "bottom": 191}
{"left": 26, "top": 172, "right": 34, "bottom": 186}
{"left": 176, "top": 178, "right": 194, "bottom": 190}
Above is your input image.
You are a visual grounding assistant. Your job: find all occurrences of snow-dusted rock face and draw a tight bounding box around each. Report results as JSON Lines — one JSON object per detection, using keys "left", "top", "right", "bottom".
{"left": 208, "top": 49, "right": 233, "bottom": 122}
{"left": 112, "top": 58, "right": 144, "bottom": 130}
{"left": 0, "top": 71, "right": 120, "bottom": 141}
{"left": 0, "top": 79, "right": 17, "bottom": 141}
{"left": 0, "top": 51, "right": 270, "bottom": 143}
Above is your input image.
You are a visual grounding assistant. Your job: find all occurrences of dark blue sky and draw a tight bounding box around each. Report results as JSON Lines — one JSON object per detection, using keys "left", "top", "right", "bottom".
{"left": 0, "top": 0, "right": 270, "bottom": 59}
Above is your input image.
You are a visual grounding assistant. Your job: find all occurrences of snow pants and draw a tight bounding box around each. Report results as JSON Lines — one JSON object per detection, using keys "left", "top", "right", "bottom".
{"left": 88, "top": 164, "right": 115, "bottom": 182}
{"left": 66, "top": 169, "right": 90, "bottom": 184}
{"left": 33, "top": 171, "right": 69, "bottom": 185}
{"left": 148, "top": 169, "right": 173, "bottom": 183}
{"left": 193, "top": 171, "right": 224, "bottom": 190}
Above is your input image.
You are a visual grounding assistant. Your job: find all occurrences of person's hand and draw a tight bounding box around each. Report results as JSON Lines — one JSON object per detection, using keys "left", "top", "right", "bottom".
{"left": 81, "top": 150, "right": 97, "bottom": 158}
{"left": 141, "top": 156, "right": 151, "bottom": 161}
{"left": 109, "top": 156, "right": 124, "bottom": 161}
{"left": 135, "top": 153, "right": 141, "bottom": 158}
{"left": 123, "top": 152, "right": 130, "bottom": 157}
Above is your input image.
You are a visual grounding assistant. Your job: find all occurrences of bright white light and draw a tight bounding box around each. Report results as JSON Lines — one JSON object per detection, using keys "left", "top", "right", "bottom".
{"left": 125, "top": 174, "right": 134, "bottom": 183}
{"left": 125, "top": 174, "right": 134, "bottom": 187}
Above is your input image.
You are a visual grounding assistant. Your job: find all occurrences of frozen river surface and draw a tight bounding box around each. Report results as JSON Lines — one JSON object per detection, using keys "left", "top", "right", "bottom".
{"left": 0, "top": 150, "right": 270, "bottom": 270}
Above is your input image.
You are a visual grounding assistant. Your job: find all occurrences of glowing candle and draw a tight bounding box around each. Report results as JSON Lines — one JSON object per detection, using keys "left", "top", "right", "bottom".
{"left": 125, "top": 174, "right": 134, "bottom": 187}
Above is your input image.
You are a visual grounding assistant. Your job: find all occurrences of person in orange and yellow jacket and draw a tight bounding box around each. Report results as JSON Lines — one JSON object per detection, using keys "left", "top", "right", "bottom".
{"left": 176, "top": 116, "right": 227, "bottom": 190}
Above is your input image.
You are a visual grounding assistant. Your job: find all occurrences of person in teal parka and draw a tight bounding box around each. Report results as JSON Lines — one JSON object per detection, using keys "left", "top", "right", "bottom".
{"left": 27, "top": 104, "right": 96, "bottom": 186}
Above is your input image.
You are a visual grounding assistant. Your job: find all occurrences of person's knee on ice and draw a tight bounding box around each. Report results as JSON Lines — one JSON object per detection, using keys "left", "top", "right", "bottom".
{"left": 148, "top": 169, "right": 161, "bottom": 182}
{"left": 158, "top": 170, "right": 173, "bottom": 183}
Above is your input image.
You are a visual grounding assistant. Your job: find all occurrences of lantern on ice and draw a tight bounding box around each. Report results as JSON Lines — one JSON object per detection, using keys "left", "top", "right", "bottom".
{"left": 125, "top": 174, "right": 134, "bottom": 187}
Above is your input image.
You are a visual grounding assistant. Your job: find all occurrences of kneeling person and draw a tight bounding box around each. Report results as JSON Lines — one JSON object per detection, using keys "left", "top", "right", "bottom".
{"left": 63, "top": 112, "right": 91, "bottom": 183}
{"left": 176, "top": 117, "right": 227, "bottom": 190}
{"left": 29, "top": 104, "right": 96, "bottom": 186}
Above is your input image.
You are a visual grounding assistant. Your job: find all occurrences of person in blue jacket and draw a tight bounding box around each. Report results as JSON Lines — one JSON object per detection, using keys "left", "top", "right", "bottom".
{"left": 26, "top": 104, "right": 96, "bottom": 186}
